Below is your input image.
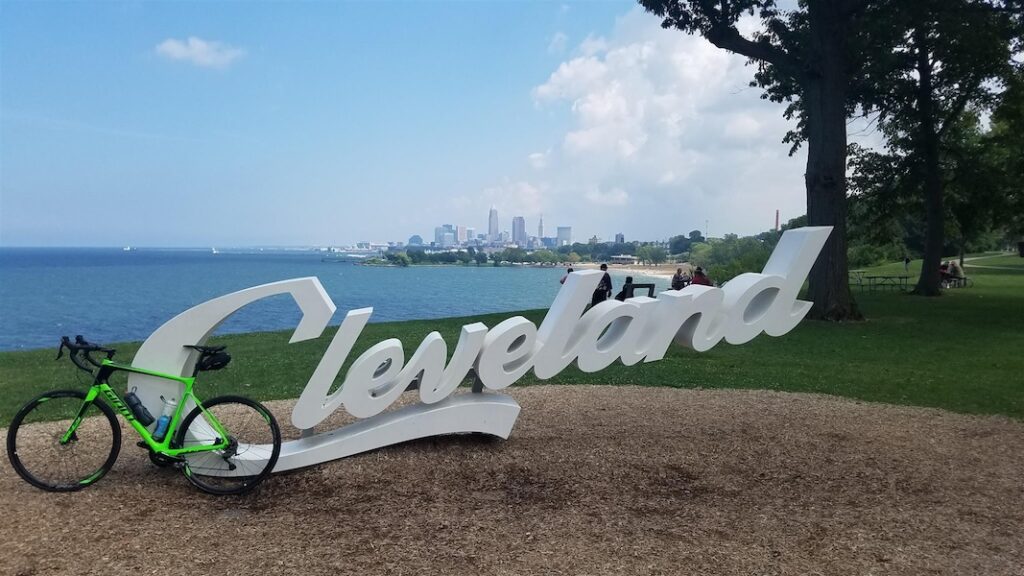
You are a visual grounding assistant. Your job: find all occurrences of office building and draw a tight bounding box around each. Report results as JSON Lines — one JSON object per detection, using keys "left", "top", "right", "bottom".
{"left": 488, "top": 207, "right": 499, "bottom": 241}
{"left": 512, "top": 216, "right": 526, "bottom": 245}
{"left": 557, "top": 226, "right": 572, "bottom": 247}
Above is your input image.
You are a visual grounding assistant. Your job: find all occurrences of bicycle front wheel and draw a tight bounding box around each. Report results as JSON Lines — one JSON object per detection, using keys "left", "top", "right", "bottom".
{"left": 173, "top": 395, "right": 281, "bottom": 495}
{"left": 6, "top": 389, "right": 121, "bottom": 492}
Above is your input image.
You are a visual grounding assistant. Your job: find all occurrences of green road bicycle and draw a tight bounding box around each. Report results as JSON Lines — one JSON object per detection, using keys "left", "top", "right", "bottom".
{"left": 5, "top": 336, "right": 281, "bottom": 495}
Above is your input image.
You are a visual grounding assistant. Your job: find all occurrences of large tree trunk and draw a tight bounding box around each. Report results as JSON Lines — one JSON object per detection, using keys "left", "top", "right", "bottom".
{"left": 803, "top": 1, "right": 863, "bottom": 320}
{"left": 913, "top": 28, "right": 944, "bottom": 297}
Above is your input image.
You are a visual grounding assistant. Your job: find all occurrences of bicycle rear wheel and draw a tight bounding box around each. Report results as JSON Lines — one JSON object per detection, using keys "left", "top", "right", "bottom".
{"left": 173, "top": 395, "right": 281, "bottom": 495}
{"left": 6, "top": 390, "right": 121, "bottom": 492}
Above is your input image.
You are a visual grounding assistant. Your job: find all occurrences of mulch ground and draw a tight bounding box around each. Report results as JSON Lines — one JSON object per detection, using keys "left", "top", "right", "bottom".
{"left": 2, "top": 385, "right": 1022, "bottom": 576}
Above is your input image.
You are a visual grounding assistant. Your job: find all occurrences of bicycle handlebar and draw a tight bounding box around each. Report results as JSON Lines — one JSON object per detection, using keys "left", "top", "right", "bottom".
{"left": 57, "top": 335, "right": 116, "bottom": 375}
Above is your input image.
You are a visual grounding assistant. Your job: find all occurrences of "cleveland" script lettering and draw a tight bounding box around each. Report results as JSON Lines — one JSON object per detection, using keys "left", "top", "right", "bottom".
{"left": 291, "top": 226, "right": 830, "bottom": 427}
{"left": 126, "top": 226, "right": 831, "bottom": 472}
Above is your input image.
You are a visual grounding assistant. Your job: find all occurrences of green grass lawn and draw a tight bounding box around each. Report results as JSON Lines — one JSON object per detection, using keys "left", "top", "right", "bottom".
{"left": 966, "top": 253, "right": 1024, "bottom": 269}
{"left": 2, "top": 256, "right": 1022, "bottom": 426}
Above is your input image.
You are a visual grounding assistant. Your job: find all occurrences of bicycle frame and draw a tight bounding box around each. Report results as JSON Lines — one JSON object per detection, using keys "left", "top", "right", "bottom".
{"left": 61, "top": 360, "right": 230, "bottom": 458}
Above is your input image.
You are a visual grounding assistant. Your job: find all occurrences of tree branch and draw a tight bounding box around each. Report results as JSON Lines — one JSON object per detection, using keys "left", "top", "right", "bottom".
{"left": 705, "top": 24, "right": 805, "bottom": 80}
{"left": 937, "top": 78, "right": 982, "bottom": 138}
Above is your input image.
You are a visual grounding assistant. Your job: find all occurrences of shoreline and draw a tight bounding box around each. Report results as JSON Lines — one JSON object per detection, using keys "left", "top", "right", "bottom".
{"left": 571, "top": 261, "right": 692, "bottom": 280}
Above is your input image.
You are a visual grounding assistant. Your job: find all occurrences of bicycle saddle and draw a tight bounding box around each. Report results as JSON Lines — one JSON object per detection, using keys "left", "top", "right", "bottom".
{"left": 184, "top": 345, "right": 231, "bottom": 372}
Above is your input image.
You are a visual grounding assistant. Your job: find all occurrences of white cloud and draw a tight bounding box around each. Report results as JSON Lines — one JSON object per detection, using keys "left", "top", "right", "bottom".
{"left": 724, "top": 114, "right": 762, "bottom": 140}
{"left": 528, "top": 151, "right": 549, "bottom": 169}
{"left": 156, "top": 37, "right": 245, "bottom": 69}
{"left": 521, "top": 8, "right": 807, "bottom": 240}
{"left": 548, "top": 32, "right": 568, "bottom": 54}
{"left": 579, "top": 34, "right": 610, "bottom": 57}
{"left": 585, "top": 187, "right": 629, "bottom": 206}
{"left": 451, "top": 180, "right": 548, "bottom": 229}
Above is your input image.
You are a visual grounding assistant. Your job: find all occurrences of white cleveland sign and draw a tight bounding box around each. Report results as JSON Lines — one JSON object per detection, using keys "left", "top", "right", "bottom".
{"left": 127, "top": 226, "right": 831, "bottom": 471}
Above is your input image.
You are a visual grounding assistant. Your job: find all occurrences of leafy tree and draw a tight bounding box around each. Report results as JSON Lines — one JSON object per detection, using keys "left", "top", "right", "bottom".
{"left": 988, "top": 70, "right": 1024, "bottom": 239}
{"left": 532, "top": 249, "right": 559, "bottom": 264}
{"left": 687, "top": 229, "right": 704, "bottom": 243}
{"left": 567, "top": 252, "right": 582, "bottom": 264}
{"left": 635, "top": 245, "right": 651, "bottom": 265}
{"left": 669, "top": 235, "right": 691, "bottom": 254}
{"left": 505, "top": 247, "right": 527, "bottom": 263}
{"left": 856, "top": 0, "right": 1020, "bottom": 294}
{"left": 640, "top": 0, "right": 868, "bottom": 320}
{"left": 474, "top": 252, "right": 489, "bottom": 266}
{"left": 407, "top": 249, "right": 426, "bottom": 265}
{"left": 688, "top": 242, "right": 712, "bottom": 267}
{"left": 648, "top": 246, "right": 668, "bottom": 264}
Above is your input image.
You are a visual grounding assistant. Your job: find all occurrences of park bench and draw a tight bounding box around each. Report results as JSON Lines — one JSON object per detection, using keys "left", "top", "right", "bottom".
{"left": 849, "top": 270, "right": 866, "bottom": 290}
{"left": 942, "top": 276, "right": 974, "bottom": 288}
{"left": 625, "top": 283, "right": 656, "bottom": 298}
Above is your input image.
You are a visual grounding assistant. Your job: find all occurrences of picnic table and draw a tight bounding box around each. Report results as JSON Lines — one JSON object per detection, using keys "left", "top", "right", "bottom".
{"left": 862, "top": 275, "right": 910, "bottom": 291}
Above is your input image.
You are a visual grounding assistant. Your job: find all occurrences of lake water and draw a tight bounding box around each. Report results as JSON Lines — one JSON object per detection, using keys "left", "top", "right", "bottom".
{"left": 0, "top": 248, "right": 671, "bottom": 351}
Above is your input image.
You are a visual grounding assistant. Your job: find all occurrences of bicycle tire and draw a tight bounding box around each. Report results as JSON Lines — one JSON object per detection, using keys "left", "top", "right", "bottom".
{"left": 6, "top": 389, "right": 121, "bottom": 492}
{"left": 173, "top": 395, "right": 281, "bottom": 496}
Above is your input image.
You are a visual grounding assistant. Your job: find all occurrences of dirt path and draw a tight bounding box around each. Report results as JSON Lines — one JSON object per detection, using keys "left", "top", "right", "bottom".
{"left": 3, "top": 386, "right": 1023, "bottom": 576}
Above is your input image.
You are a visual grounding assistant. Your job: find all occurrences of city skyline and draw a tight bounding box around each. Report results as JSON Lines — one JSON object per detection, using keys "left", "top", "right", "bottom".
{"left": 1, "top": 2, "right": 836, "bottom": 248}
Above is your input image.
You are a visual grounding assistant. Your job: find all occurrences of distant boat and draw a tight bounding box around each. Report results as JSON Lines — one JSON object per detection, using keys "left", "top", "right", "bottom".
{"left": 211, "top": 247, "right": 219, "bottom": 255}
{"left": 123, "top": 246, "right": 132, "bottom": 252}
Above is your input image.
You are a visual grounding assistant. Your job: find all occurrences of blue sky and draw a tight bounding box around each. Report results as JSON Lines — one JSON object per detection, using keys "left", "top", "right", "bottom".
{"left": 1, "top": 1, "right": 812, "bottom": 247}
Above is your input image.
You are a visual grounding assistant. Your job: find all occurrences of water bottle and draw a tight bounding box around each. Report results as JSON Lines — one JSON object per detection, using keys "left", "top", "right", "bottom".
{"left": 124, "top": 387, "right": 154, "bottom": 426}
{"left": 153, "top": 396, "right": 177, "bottom": 442}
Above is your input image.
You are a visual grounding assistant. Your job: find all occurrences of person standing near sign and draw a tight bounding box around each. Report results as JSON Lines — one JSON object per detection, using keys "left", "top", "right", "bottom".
{"left": 592, "top": 263, "right": 613, "bottom": 306}
{"left": 559, "top": 267, "right": 574, "bottom": 285}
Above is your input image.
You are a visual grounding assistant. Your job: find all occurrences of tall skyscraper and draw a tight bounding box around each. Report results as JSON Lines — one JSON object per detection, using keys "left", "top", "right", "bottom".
{"left": 512, "top": 216, "right": 526, "bottom": 245}
{"left": 538, "top": 214, "right": 544, "bottom": 239}
{"left": 456, "top": 225, "right": 468, "bottom": 243}
{"left": 615, "top": 232, "right": 625, "bottom": 243}
{"left": 557, "top": 226, "right": 572, "bottom": 247}
{"left": 435, "top": 224, "right": 454, "bottom": 245}
{"left": 488, "top": 206, "right": 498, "bottom": 241}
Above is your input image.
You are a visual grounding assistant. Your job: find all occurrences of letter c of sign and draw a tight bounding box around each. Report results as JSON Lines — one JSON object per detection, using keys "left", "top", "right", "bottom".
{"left": 126, "top": 277, "right": 337, "bottom": 415}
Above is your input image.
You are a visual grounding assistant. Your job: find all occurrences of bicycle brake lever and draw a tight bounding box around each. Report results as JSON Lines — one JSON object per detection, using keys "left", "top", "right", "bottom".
{"left": 55, "top": 336, "right": 69, "bottom": 360}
